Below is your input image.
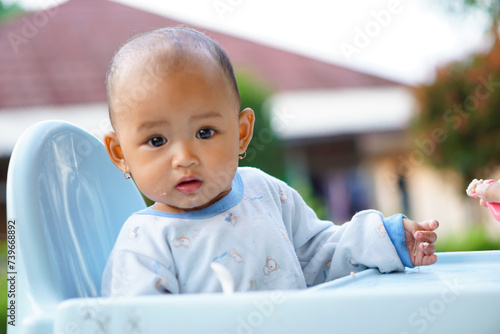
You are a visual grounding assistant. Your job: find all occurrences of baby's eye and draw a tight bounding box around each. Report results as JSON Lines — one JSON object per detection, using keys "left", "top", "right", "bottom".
{"left": 196, "top": 128, "right": 215, "bottom": 139}
{"left": 147, "top": 136, "right": 167, "bottom": 147}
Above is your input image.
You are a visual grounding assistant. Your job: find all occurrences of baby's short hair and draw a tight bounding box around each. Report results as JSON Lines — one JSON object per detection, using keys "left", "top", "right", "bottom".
{"left": 105, "top": 27, "right": 241, "bottom": 127}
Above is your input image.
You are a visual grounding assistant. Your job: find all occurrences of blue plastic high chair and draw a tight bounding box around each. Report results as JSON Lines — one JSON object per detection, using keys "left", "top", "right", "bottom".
{"left": 6, "top": 120, "right": 500, "bottom": 334}
{"left": 6, "top": 120, "right": 146, "bottom": 333}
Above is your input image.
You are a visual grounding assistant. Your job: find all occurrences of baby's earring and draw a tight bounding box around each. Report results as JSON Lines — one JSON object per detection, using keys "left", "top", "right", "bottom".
{"left": 123, "top": 171, "right": 132, "bottom": 179}
{"left": 239, "top": 151, "right": 247, "bottom": 160}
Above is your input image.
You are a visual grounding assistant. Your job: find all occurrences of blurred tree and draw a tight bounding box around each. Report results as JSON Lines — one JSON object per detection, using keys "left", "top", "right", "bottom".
{"left": 412, "top": 30, "right": 500, "bottom": 188}
{"left": 236, "top": 70, "right": 286, "bottom": 181}
{"left": 440, "top": 0, "right": 500, "bottom": 19}
{"left": 235, "top": 70, "right": 327, "bottom": 218}
{"left": 0, "top": 0, "right": 23, "bottom": 23}
{"left": 467, "top": 0, "right": 500, "bottom": 19}
{"left": 438, "top": 0, "right": 500, "bottom": 34}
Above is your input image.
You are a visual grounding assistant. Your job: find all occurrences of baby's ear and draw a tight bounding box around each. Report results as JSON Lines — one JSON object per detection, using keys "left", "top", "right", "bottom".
{"left": 104, "top": 132, "right": 128, "bottom": 173}
{"left": 238, "top": 108, "right": 255, "bottom": 153}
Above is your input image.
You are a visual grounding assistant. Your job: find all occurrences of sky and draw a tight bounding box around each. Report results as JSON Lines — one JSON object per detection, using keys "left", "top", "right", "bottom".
{"left": 6, "top": 0, "right": 493, "bottom": 84}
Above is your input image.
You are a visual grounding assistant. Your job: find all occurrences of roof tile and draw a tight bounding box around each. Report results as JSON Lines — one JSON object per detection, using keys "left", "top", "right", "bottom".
{"left": 0, "top": 0, "right": 398, "bottom": 109}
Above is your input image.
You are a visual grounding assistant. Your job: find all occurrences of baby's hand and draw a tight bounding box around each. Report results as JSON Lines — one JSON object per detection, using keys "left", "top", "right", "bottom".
{"left": 466, "top": 178, "right": 483, "bottom": 197}
{"left": 466, "top": 178, "right": 500, "bottom": 207}
{"left": 403, "top": 218, "right": 438, "bottom": 267}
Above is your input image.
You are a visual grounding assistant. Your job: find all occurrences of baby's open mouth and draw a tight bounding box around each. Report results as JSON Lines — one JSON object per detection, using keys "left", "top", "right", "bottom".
{"left": 176, "top": 177, "right": 203, "bottom": 194}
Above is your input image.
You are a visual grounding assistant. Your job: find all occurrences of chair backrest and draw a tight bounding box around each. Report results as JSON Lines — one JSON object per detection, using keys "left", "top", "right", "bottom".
{"left": 7, "top": 120, "right": 145, "bottom": 305}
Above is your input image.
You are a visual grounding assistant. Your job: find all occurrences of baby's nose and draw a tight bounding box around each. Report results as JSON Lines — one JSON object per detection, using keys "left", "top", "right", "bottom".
{"left": 172, "top": 143, "right": 199, "bottom": 168}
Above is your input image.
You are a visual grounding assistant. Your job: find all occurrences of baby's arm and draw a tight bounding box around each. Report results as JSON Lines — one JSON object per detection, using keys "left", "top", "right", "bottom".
{"left": 295, "top": 210, "right": 412, "bottom": 285}
{"left": 101, "top": 249, "right": 177, "bottom": 297}
{"left": 280, "top": 185, "right": 412, "bottom": 285}
{"left": 101, "top": 218, "right": 179, "bottom": 297}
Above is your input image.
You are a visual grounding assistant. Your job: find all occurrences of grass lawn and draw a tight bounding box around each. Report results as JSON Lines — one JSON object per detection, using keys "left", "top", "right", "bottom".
{"left": 435, "top": 225, "right": 500, "bottom": 252}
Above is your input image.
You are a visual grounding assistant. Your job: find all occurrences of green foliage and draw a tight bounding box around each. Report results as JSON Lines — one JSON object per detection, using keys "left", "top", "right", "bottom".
{"left": 236, "top": 70, "right": 286, "bottom": 180}
{"left": 290, "top": 180, "right": 328, "bottom": 220}
{"left": 0, "top": 1, "right": 23, "bottom": 23}
{"left": 459, "top": 0, "right": 500, "bottom": 20}
{"left": 412, "top": 34, "right": 500, "bottom": 188}
{"left": 436, "top": 0, "right": 500, "bottom": 27}
{"left": 235, "top": 70, "right": 327, "bottom": 216}
{"left": 436, "top": 225, "right": 500, "bottom": 252}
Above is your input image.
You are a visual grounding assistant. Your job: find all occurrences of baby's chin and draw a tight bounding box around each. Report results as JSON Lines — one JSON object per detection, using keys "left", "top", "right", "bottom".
{"left": 151, "top": 185, "right": 232, "bottom": 213}
{"left": 152, "top": 196, "right": 216, "bottom": 213}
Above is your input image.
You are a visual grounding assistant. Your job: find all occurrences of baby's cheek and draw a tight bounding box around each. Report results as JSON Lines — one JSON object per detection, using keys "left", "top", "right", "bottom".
{"left": 135, "top": 175, "right": 167, "bottom": 200}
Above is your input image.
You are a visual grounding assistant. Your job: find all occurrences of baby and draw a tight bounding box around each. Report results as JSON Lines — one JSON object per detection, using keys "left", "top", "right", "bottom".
{"left": 101, "top": 27, "right": 438, "bottom": 296}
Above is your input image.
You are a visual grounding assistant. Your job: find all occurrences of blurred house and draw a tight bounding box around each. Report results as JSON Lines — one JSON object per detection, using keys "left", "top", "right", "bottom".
{"left": 0, "top": 0, "right": 482, "bottom": 236}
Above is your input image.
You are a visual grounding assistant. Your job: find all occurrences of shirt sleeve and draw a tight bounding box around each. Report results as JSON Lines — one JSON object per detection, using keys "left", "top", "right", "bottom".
{"left": 382, "top": 213, "right": 414, "bottom": 268}
{"left": 279, "top": 185, "right": 406, "bottom": 287}
{"left": 101, "top": 218, "right": 179, "bottom": 297}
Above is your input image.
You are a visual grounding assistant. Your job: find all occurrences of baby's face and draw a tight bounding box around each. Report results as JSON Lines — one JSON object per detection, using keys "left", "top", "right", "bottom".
{"left": 111, "top": 56, "right": 250, "bottom": 213}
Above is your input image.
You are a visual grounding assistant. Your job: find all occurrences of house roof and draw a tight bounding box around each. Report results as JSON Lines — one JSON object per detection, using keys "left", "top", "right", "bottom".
{"left": 0, "top": 0, "right": 400, "bottom": 110}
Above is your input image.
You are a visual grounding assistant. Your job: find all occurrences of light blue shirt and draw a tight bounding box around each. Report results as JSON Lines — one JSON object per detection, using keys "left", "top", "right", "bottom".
{"left": 102, "top": 167, "right": 410, "bottom": 296}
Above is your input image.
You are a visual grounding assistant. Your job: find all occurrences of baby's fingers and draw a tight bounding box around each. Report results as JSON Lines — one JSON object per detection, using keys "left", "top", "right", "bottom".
{"left": 413, "top": 242, "right": 437, "bottom": 266}
{"left": 414, "top": 230, "right": 437, "bottom": 244}
{"left": 419, "top": 254, "right": 438, "bottom": 266}
{"left": 420, "top": 241, "right": 436, "bottom": 256}
{"left": 418, "top": 219, "right": 439, "bottom": 232}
